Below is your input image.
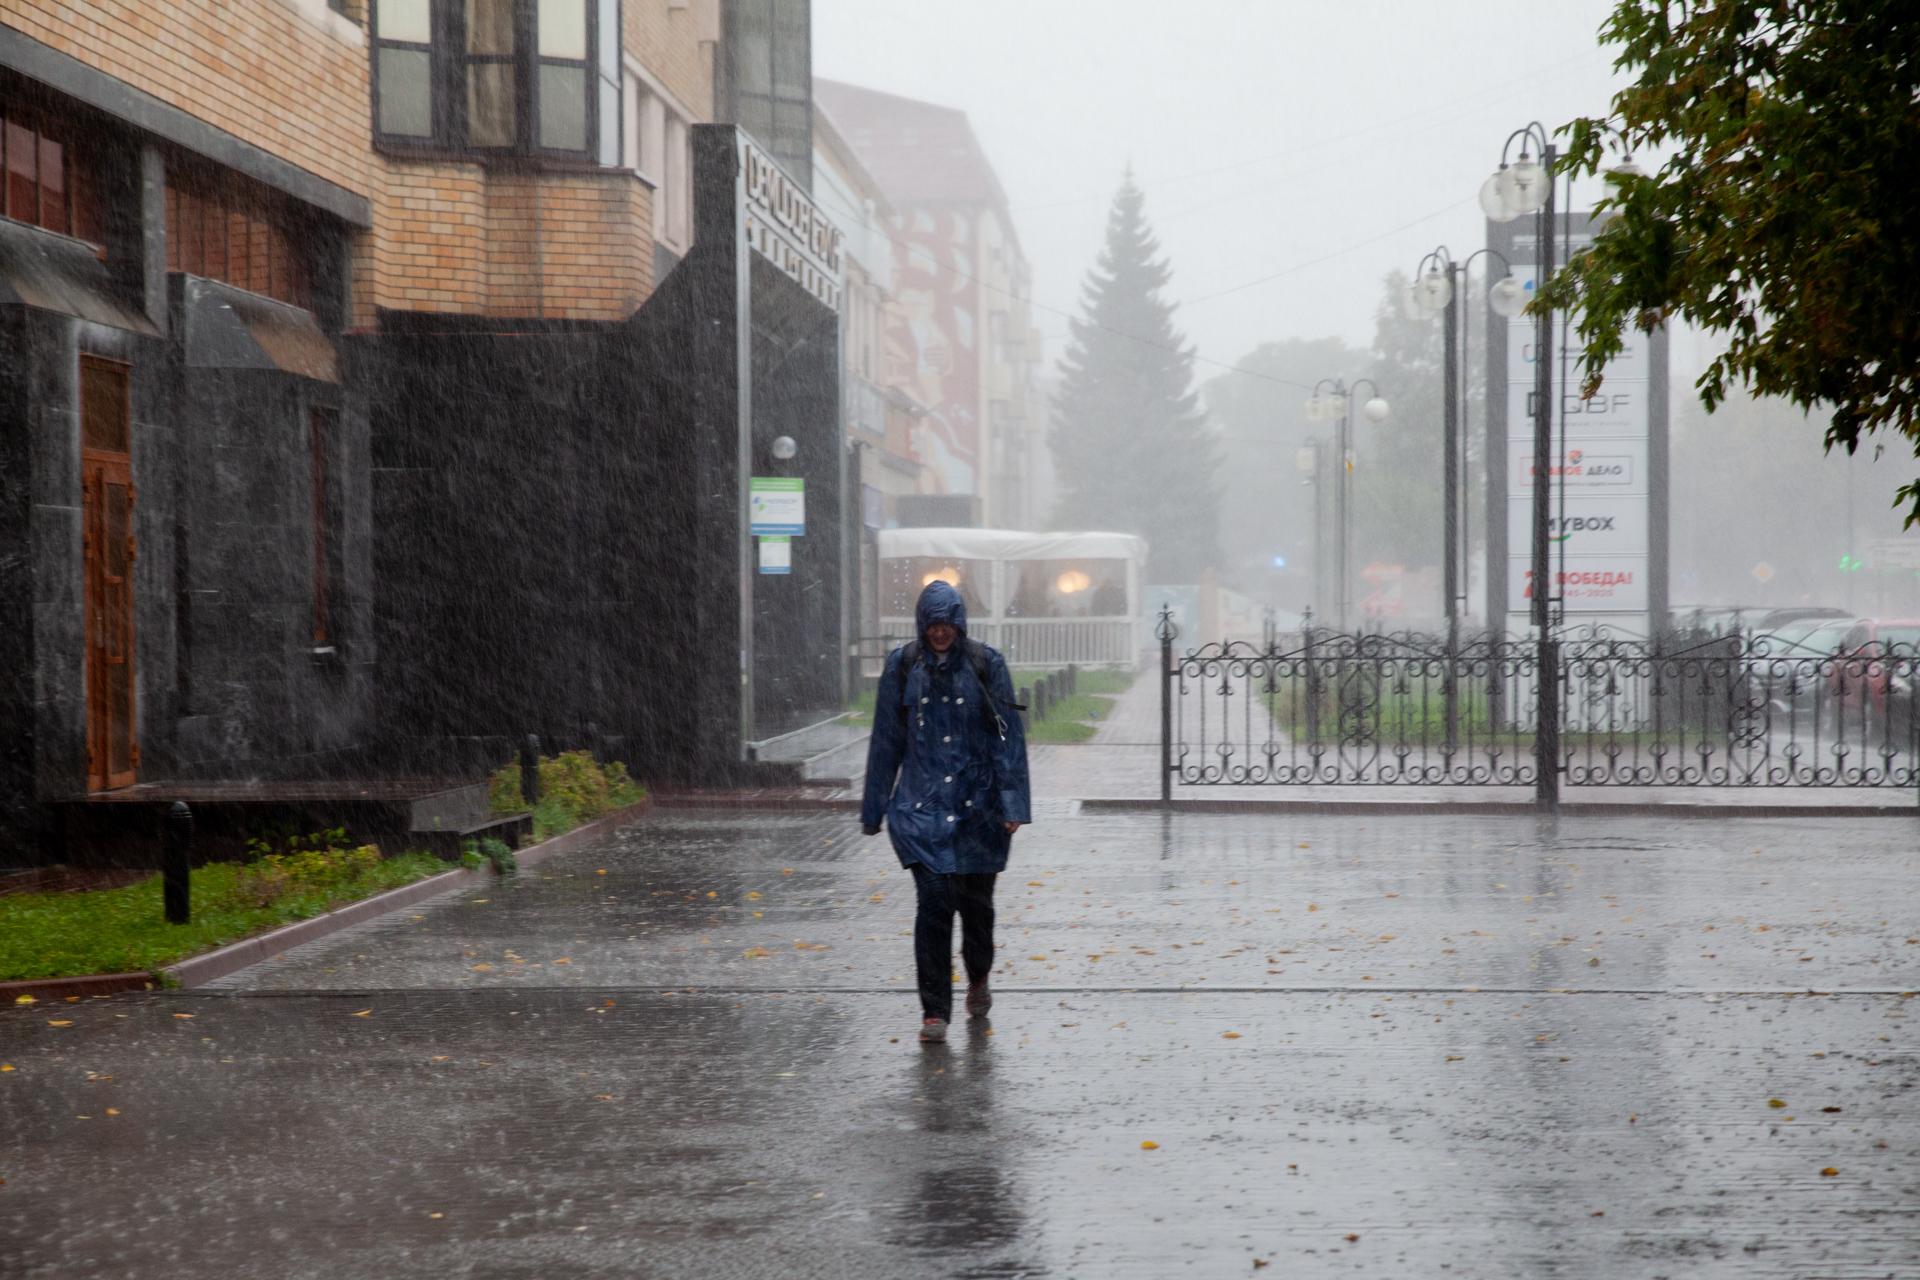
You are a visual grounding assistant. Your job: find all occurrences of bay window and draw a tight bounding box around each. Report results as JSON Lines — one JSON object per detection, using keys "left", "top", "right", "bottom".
{"left": 372, "top": 0, "right": 619, "bottom": 161}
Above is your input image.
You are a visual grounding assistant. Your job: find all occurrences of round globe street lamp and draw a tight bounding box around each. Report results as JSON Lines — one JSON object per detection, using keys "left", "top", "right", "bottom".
{"left": 1485, "top": 120, "right": 1562, "bottom": 808}
{"left": 1305, "top": 376, "right": 1388, "bottom": 630}
{"left": 1410, "top": 243, "right": 1524, "bottom": 745}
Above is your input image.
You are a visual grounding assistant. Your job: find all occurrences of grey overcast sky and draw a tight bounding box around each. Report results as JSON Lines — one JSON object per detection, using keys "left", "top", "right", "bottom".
{"left": 813, "top": 0, "right": 1638, "bottom": 383}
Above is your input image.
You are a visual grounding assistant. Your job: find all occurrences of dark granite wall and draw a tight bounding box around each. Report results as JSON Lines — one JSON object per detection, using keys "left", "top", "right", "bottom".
{"left": 0, "top": 306, "right": 34, "bottom": 857}
{"left": 747, "top": 255, "right": 845, "bottom": 736}
{"left": 0, "top": 295, "right": 371, "bottom": 860}
{"left": 167, "top": 361, "right": 372, "bottom": 781}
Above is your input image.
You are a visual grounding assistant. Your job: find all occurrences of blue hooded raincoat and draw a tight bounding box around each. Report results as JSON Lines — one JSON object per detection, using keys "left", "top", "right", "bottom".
{"left": 861, "top": 581, "right": 1031, "bottom": 874}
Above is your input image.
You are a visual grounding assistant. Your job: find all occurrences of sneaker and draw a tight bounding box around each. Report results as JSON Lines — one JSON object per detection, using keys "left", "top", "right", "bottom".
{"left": 918, "top": 1017, "right": 948, "bottom": 1043}
{"left": 965, "top": 979, "right": 992, "bottom": 1018}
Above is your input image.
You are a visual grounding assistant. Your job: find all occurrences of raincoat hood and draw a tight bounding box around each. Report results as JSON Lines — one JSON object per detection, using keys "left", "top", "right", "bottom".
{"left": 915, "top": 580, "right": 969, "bottom": 643}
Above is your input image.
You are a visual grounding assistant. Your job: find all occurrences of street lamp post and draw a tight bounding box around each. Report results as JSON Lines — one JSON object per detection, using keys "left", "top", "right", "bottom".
{"left": 1409, "top": 245, "right": 1526, "bottom": 745}
{"left": 1482, "top": 121, "right": 1561, "bottom": 807}
{"left": 1305, "top": 378, "right": 1389, "bottom": 630}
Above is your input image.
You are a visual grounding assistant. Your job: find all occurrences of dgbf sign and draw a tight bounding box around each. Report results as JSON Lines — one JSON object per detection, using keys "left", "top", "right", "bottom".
{"left": 1498, "top": 216, "right": 1665, "bottom": 625}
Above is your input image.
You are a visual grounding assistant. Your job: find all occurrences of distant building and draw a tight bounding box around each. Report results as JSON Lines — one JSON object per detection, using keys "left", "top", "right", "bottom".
{"left": 814, "top": 103, "right": 921, "bottom": 643}
{"left": 812, "top": 79, "right": 1043, "bottom": 531}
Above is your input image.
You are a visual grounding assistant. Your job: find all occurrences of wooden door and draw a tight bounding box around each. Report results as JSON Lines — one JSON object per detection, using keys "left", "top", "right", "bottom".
{"left": 81, "top": 356, "right": 137, "bottom": 791}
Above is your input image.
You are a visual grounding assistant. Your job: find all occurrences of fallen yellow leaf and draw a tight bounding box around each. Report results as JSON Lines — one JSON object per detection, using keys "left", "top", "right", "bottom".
{"left": 46, "top": 1020, "right": 73, "bottom": 1027}
{"left": 13, "top": 995, "right": 35, "bottom": 1005}
{"left": 1027, "top": 881, "right": 1045, "bottom": 887}
{"left": 430, "top": 1055, "right": 450, "bottom": 1062}
{"left": 0, "top": 1064, "right": 14, "bottom": 1072}
{"left": 706, "top": 891, "right": 718, "bottom": 899}
{"left": 429, "top": 1212, "right": 444, "bottom": 1219}
{"left": 172, "top": 1013, "right": 195, "bottom": 1019}
{"left": 1768, "top": 1098, "right": 1787, "bottom": 1109}
{"left": 552, "top": 957, "right": 572, "bottom": 965}
{"left": 1820, "top": 1167, "right": 1839, "bottom": 1177}
{"left": 105, "top": 1108, "right": 120, "bottom": 1117}
{"left": 1140, "top": 1140, "right": 1160, "bottom": 1150}
{"left": 747, "top": 891, "right": 763, "bottom": 900}
{"left": 781, "top": 868, "right": 794, "bottom": 875}
{"left": 352, "top": 1009, "right": 372, "bottom": 1018}
{"left": 595, "top": 869, "right": 608, "bottom": 876}
{"left": 1029, "top": 955, "right": 1047, "bottom": 962}
{"left": 743, "top": 947, "right": 772, "bottom": 958}
{"left": 1222, "top": 1031, "right": 1242, "bottom": 1040}
{"left": 471, "top": 963, "right": 494, "bottom": 972}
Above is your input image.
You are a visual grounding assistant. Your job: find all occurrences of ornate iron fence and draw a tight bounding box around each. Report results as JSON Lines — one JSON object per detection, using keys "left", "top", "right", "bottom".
{"left": 1158, "top": 612, "right": 1920, "bottom": 799}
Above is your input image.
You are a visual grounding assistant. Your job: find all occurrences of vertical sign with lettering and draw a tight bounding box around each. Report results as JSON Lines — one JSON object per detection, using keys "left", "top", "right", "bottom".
{"left": 1502, "top": 221, "right": 1665, "bottom": 629}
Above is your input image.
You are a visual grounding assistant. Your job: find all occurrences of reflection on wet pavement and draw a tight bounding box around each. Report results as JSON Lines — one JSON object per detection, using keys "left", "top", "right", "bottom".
{"left": 3, "top": 809, "right": 1916, "bottom": 1277}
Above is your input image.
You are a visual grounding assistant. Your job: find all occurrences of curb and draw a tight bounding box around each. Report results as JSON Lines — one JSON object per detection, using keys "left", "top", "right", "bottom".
{"left": 1081, "top": 798, "right": 1920, "bottom": 818}
{"left": 1, "top": 971, "right": 160, "bottom": 1001}
{"left": 2, "top": 798, "right": 655, "bottom": 999}
{"left": 655, "top": 791, "right": 860, "bottom": 811}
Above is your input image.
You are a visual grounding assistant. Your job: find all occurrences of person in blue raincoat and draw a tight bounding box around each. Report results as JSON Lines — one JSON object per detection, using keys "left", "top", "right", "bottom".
{"left": 862, "top": 579, "right": 1031, "bottom": 1042}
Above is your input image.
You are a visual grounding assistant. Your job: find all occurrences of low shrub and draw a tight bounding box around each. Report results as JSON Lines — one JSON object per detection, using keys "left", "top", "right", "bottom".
{"left": 236, "top": 828, "right": 382, "bottom": 908}
{"left": 489, "top": 750, "right": 646, "bottom": 839}
{"left": 460, "top": 836, "right": 517, "bottom": 875}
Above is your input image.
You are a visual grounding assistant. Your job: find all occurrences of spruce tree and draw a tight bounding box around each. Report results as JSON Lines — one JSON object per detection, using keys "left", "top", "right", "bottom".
{"left": 1050, "top": 174, "right": 1221, "bottom": 582}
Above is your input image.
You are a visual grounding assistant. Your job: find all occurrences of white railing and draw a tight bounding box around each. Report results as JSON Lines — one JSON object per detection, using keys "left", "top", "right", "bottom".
{"left": 881, "top": 616, "right": 1142, "bottom": 668}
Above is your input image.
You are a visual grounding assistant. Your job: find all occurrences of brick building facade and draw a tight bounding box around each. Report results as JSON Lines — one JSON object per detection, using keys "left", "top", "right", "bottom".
{"left": 0, "top": 0, "right": 835, "bottom": 861}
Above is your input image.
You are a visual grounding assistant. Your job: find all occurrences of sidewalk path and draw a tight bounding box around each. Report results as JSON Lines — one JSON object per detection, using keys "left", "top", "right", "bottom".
{"left": 4, "top": 803, "right": 1916, "bottom": 1277}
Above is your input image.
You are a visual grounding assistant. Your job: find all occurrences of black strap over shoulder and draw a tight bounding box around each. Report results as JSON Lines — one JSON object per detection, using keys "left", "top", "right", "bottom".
{"left": 899, "top": 637, "right": 1025, "bottom": 739}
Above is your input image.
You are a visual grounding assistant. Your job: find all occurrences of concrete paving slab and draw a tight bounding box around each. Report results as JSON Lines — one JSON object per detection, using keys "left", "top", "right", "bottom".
{"left": 3, "top": 808, "right": 1917, "bottom": 1278}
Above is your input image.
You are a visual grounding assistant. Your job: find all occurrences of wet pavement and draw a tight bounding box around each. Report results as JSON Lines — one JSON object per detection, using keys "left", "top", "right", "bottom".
{"left": 5, "top": 805, "right": 1918, "bottom": 1277}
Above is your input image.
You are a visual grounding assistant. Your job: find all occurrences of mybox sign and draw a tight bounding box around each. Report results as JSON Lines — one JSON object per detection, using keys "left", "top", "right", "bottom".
{"left": 1506, "top": 494, "right": 1649, "bottom": 555}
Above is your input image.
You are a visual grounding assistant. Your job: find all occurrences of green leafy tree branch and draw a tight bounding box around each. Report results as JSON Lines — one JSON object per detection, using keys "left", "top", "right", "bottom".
{"left": 1539, "top": 0, "right": 1920, "bottom": 525}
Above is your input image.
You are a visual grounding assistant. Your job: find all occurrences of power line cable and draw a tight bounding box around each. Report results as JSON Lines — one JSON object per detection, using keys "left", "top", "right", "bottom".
{"left": 1006, "top": 45, "right": 1607, "bottom": 215}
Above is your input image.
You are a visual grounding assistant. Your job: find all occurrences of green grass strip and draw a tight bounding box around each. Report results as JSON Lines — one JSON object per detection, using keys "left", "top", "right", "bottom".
{"left": 0, "top": 852, "right": 447, "bottom": 983}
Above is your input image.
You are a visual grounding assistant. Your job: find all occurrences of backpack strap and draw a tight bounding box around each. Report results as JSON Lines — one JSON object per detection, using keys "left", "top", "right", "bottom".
{"left": 899, "top": 638, "right": 1025, "bottom": 740}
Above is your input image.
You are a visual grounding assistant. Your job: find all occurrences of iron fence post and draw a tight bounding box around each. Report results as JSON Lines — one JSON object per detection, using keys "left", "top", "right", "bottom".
{"left": 1536, "top": 637, "right": 1560, "bottom": 809}
{"left": 1304, "top": 615, "right": 1321, "bottom": 744}
{"left": 163, "top": 801, "right": 193, "bottom": 924}
{"left": 1158, "top": 607, "right": 1176, "bottom": 809}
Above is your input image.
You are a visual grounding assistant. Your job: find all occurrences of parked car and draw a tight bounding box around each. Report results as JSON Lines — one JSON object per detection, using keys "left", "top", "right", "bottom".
{"left": 1751, "top": 617, "right": 1858, "bottom": 719}
{"left": 1830, "top": 619, "right": 1920, "bottom": 734}
{"left": 1754, "top": 605, "right": 1851, "bottom": 633}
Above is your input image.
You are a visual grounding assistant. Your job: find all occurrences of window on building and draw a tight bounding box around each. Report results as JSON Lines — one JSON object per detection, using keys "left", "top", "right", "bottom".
{"left": 1, "top": 102, "right": 104, "bottom": 242}
{"left": 622, "top": 69, "right": 692, "bottom": 253}
{"left": 372, "top": 0, "right": 619, "bottom": 160}
{"left": 165, "top": 167, "right": 312, "bottom": 308}
{"left": 720, "top": 0, "right": 810, "bottom": 188}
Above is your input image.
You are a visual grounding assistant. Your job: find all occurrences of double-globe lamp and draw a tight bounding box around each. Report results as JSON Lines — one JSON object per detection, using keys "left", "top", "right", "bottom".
{"left": 1405, "top": 261, "right": 1529, "bottom": 322}
{"left": 1303, "top": 389, "right": 1390, "bottom": 425}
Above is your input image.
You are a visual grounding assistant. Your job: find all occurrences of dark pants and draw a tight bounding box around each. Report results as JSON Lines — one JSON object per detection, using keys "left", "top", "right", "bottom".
{"left": 909, "top": 864, "right": 998, "bottom": 1020}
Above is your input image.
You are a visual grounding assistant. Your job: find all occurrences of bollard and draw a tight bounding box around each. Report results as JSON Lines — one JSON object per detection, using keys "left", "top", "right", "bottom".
{"left": 520, "top": 734, "right": 542, "bottom": 807}
{"left": 163, "top": 801, "right": 193, "bottom": 924}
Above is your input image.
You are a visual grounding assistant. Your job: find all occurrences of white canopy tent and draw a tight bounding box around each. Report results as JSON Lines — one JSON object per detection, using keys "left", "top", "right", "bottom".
{"left": 877, "top": 527, "right": 1149, "bottom": 667}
